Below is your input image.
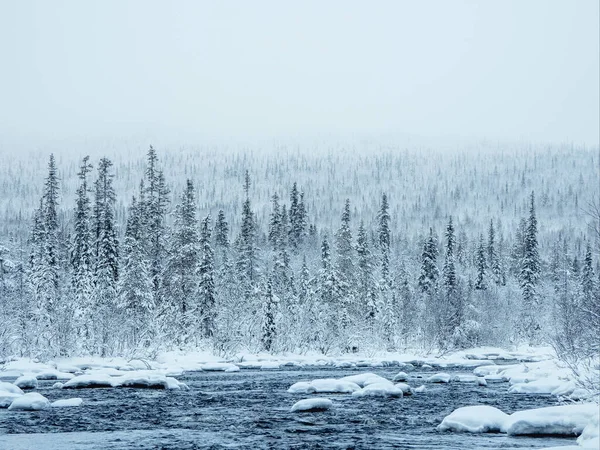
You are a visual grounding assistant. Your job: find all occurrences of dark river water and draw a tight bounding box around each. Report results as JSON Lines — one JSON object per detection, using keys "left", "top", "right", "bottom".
{"left": 0, "top": 366, "right": 577, "bottom": 449}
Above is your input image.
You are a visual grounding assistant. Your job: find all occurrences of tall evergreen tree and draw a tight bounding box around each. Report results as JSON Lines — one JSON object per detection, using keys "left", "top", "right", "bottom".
{"left": 520, "top": 191, "right": 541, "bottom": 343}
{"left": 418, "top": 228, "right": 439, "bottom": 293}
{"left": 475, "top": 233, "right": 487, "bottom": 290}
{"left": 199, "top": 215, "right": 216, "bottom": 338}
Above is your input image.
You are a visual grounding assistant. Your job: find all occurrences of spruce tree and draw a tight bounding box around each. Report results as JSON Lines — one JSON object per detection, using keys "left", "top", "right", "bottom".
{"left": 520, "top": 191, "right": 541, "bottom": 343}
{"left": 475, "top": 234, "right": 487, "bottom": 290}
{"left": 418, "top": 228, "right": 439, "bottom": 293}
{"left": 199, "top": 215, "right": 216, "bottom": 338}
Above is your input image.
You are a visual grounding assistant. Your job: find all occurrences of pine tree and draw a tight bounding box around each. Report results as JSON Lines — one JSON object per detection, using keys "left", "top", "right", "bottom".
{"left": 163, "top": 180, "right": 199, "bottom": 345}
{"left": 487, "top": 219, "right": 503, "bottom": 285}
{"left": 214, "top": 209, "right": 230, "bottom": 249}
{"left": 71, "top": 156, "right": 94, "bottom": 346}
{"left": 356, "top": 221, "right": 375, "bottom": 320}
{"left": 92, "top": 157, "right": 119, "bottom": 356}
{"left": 418, "top": 228, "right": 439, "bottom": 293}
{"left": 237, "top": 170, "right": 257, "bottom": 283}
{"left": 118, "top": 196, "right": 154, "bottom": 349}
{"left": 377, "top": 193, "right": 391, "bottom": 283}
{"left": 262, "top": 275, "right": 277, "bottom": 352}
{"left": 475, "top": 234, "right": 487, "bottom": 290}
{"left": 268, "top": 193, "right": 281, "bottom": 249}
{"left": 520, "top": 191, "right": 541, "bottom": 343}
{"left": 199, "top": 215, "right": 216, "bottom": 338}
{"left": 141, "top": 146, "right": 170, "bottom": 300}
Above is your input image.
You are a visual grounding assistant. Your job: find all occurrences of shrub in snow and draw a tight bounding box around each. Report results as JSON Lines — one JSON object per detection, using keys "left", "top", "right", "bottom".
{"left": 8, "top": 392, "right": 49, "bottom": 411}
{"left": 438, "top": 405, "right": 509, "bottom": 433}
{"left": 352, "top": 382, "right": 404, "bottom": 397}
{"left": 428, "top": 373, "right": 451, "bottom": 383}
{"left": 51, "top": 398, "right": 83, "bottom": 407}
{"left": 14, "top": 375, "right": 38, "bottom": 389}
{"left": 393, "top": 372, "right": 408, "bottom": 382}
{"left": 290, "top": 398, "right": 333, "bottom": 412}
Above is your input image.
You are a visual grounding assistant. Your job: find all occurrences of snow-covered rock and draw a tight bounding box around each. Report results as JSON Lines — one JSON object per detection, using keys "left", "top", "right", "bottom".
{"left": 118, "top": 373, "right": 184, "bottom": 390}
{"left": 352, "top": 382, "right": 404, "bottom": 397}
{"left": 508, "top": 378, "right": 573, "bottom": 395}
{"left": 8, "top": 392, "right": 49, "bottom": 411}
{"left": 290, "top": 398, "right": 333, "bottom": 412}
{"left": 260, "top": 362, "right": 281, "bottom": 370}
{"left": 503, "top": 404, "right": 599, "bottom": 436}
{"left": 422, "top": 364, "right": 433, "bottom": 370}
{"left": 394, "top": 383, "right": 413, "bottom": 395}
{"left": 398, "top": 362, "right": 415, "bottom": 372}
{"left": 288, "top": 378, "right": 361, "bottom": 394}
{"left": 14, "top": 375, "right": 38, "bottom": 389}
{"left": 0, "top": 381, "right": 24, "bottom": 395}
{"left": 415, "top": 385, "right": 426, "bottom": 393}
{"left": 52, "top": 382, "right": 64, "bottom": 389}
{"left": 35, "top": 370, "right": 75, "bottom": 381}
{"left": 577, "top": 412, "right": 599, "bottom": 448}
{"left": 428, "top": 373, "right": 451, "bottom": 383}
{"left": 438, "top": 405, "right": 509, "bottom": 433}
{"left": 63, "top": 374, "right": 114, "bottom": 389}
{"left": 201, "top": 363, "right": 239, "bottom": 372}
{"left": 225, "top": 365, "right": 241, "bottom": 372}
{"left": 0, "top": 392, "right": 22, "bottom": 408}
{"left": 393, "top": 371, "right": 408, "bottom": 382}
{"left": 339, "top": 373, "right": 388, "bottom": 387}
{"left": 51, "top": 398, "right": 83, "bottom": 407}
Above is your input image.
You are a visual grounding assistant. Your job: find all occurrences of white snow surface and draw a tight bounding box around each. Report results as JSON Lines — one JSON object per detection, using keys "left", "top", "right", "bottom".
{"left": 51, "top": 398, "right": 83, "bottom": 407}
{"left": 439, "top": 402, "right": 599, "bottom": 443}
{"left": 352, "top": 382, "right": 404, "bottom": 397}
{"left": 14, "top": 375, "right": 38, "bottom": 389}
{"left": 338, "top": 373, "right": 389, "bottom": 387}
{"left": 0, "top": 392, "right": 22, "bottom": 408}
{"left": 428, "top": 373, "right": 451, "bottom": 383}
{"left": 503, "top": 404, "right": 599, "bottom": 436}
{"left": 0, "top": 381, "right": 24, "bottom": 395}
{"left": 290, "top": 398, "right": 333, "bottom": 412}
{"left": 61, "top": 371, "right": 185, "bottom": 390}
{"left": 438, "top": 405, "right": 509, "bottom": 433}
{"left": 288, "top": 378, "right": 361, "bottom": 394}
{"left": 8, "top": 392, "right": 49, "bottom": 411}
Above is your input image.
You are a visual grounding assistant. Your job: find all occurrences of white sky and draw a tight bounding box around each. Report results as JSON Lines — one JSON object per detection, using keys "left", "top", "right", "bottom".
{"left": 0, "top": 0, "right": 598, "bottom": 149}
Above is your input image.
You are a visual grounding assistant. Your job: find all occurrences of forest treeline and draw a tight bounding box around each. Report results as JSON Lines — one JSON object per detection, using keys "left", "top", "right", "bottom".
{"left": 0, "top": 147, "right": 598, "bottom": 361}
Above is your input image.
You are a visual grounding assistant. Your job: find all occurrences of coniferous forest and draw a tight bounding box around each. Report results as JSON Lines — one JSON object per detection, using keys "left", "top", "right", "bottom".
{"left": 0, "top": 143, "right": 598, "bottom": 362}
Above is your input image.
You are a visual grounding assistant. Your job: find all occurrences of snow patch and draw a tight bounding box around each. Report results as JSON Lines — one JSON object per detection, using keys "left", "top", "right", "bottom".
{"left": 290, "top": 398, "right": 333, "bottom": 412}
{"left": 438, "top": 405, "right": 509, "bottom": 433}
{"left": 8, "top": 392, "right": 49, "bottom": 411}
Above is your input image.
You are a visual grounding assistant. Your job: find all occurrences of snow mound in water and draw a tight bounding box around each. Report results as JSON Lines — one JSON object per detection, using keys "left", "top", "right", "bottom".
{"left": 62, "top": 374, "right": 114, "bottom": 389}
{"left": 288, "top": 378, "right": 360, "bottom": 394}
{"left": 352, "top": 382, "right": 404, "bottom": 397}
{"left": 0, "top": 392, "right": 22, "bottom": 408}
{"left": 393, "top": 371, "right": 408, "bottom": 382}
{"left": 415, "top": 385, "right": 426, "bottom": 393}
{"left": 35, "top": 370, "right": 75, "bottom": 380}
{"left": 260, "top": 362, "right": 281, "bottom": 370}
{"left": 508, "top": 378, "right": 574, "bottom": 395}
{"left": 0, "top": 381, "right": 24, "bottom": 395}
{"left": 577, "top": 412, "right": 599, "bottom": 448}
{"left": 8, "top": 392, "right": 49, "bottom": 411}
{"left": 428, "top": 373, "right": 451, "bottom": 383}
{"left": 291, "top": 398, "right": 333, "bottom": 412}
{"left": 52, "top": 382, "right": 64, "bottom": 389}
{"left": 394, "top": 383, "right": 413, "bottom": 395}
{"left": 502, "top": 404, "right": 599, "bottom": 436}
{"left": 62, "top": 372, "right": 185, "bottom": 390}
{"left": 438, "top": 405, "right": 509, "bottom": 433}
{"left": 225, "top": 365, "right": 241, "bottom": 372}
{"left": 51, "top": 398, "right": 83, "bottom": 407}
{"left": 201, "top": 362, "right": 239, "bottom": 371}
{"left": 339, "top": 373, "right": 388, "bottom": 387}
{"left": 14, "top": 375, "right": 38, "bottom": 389}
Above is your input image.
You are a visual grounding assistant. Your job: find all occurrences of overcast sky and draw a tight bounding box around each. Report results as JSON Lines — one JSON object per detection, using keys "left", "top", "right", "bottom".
{"left": 0, "top": 0, "right": 598, "bottom": 149}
